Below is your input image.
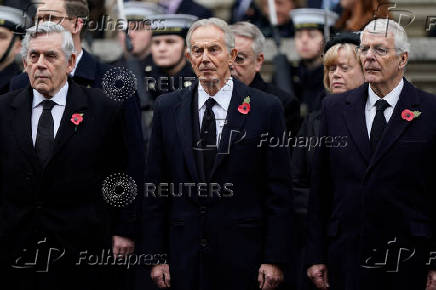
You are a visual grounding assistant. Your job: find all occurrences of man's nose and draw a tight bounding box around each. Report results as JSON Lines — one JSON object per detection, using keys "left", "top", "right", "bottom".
{"left": 364, "top": 48, "right": 377, "bottom": 60}
{"left": 200, "top": 51, "right": 210, "bottom": 62}
{"left": 36, "top": 54, "right": 46, "bottom": 67}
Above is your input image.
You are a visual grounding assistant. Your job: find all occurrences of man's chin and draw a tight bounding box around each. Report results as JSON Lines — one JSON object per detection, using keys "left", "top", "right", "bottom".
{"left": 34, "top": 85, "right": 50, "bottom": 96}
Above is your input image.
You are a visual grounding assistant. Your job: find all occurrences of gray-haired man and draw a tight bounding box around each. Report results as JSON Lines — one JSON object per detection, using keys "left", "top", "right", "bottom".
{"left": 230, "top": 21, "right": 300, "bottom": 136}
{"left": 144, "top": 17, "right": 294, "bottom": 290}
{"left": 0, "top": 22, "right": 133, "bottom": 290}
{"left": 306, "top": 18, "right": 436, "bottom": 290}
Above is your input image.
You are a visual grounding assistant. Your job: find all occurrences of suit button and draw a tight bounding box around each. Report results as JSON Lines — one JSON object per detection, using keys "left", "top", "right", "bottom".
{"left": 200, "top": 238, "right": 207, "bottom": 247}
{"left": 200, "top": 207, "right": 207, "bottom": 214}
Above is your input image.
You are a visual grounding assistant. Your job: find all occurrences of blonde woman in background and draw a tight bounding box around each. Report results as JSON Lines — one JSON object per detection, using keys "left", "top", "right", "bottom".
{"left": 292, "top": 32, "right": 364, "bottom": 290}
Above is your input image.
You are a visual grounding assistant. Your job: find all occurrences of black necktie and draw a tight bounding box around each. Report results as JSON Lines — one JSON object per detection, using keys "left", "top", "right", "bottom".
{"left": 200, "top": 98, "right": 217, "bottom": 178}
{"left": 35, "top": 100, "right": 56, "bottom": 166}
{"left": 370, "top": 99, "right": 390, "bottom": 152}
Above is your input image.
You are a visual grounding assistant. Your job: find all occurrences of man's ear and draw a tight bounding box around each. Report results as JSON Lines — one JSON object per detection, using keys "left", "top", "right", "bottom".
{"left": 185, "top": 51, "right": 192, "bottom": 63}
{"left": 67, "top": 52, "right": 77, "bottom": 74}
{"left": 13, "top": 38, "right": 22, "bottom": 55}
{"left": 255, "top": 53, "right": 264, "bottom": 72}
{"left": 229, "top": 48, "right": 237, "bottom": 65}
{"left": 22, "top": 56, "right": 28, "bottom": 71}
{"left": 71, "top": 17, "right": 84, "bottom": 36}
{"left": 399, "top": 51, "right": 408, "bottom": 69}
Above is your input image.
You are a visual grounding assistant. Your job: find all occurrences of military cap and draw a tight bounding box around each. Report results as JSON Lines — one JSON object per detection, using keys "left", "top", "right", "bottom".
{"left": 290, "top": 8, "right": 338, "bottom": 32}
{"left": 324, "top": 31, "right": 361, "bottom": 54}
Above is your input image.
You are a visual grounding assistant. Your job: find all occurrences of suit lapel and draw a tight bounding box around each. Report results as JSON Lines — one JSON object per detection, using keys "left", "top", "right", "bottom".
{"left": 368, "top": 79, "right": 419, "bottom": 170}
{"left": 209, "top": 79, "right": 248, "bottom": 179}
{"left": 10, "top": 86, "right": 42, "bottom": 171}
{"left": 175, "top": 84, "right": 200, "bottom": 183}
{"left": 343, "top": 84, "right": 372, "bottom": 164}
{"left": 51, "top": 80, "right": 88, "bottom": 160}
{"left": 73, "top": 49, "right": 97, "bottom": 87}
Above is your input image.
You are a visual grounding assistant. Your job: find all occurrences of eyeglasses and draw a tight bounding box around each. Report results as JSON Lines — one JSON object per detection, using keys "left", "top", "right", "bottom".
{"left": 355, "top": 45, "right": 401, "bottom": 56}
{"left": 36, "top": 14, "right": 74, "bottom": 24}
{"left": 234, "top": 55, "right": 247, "bottom": 65}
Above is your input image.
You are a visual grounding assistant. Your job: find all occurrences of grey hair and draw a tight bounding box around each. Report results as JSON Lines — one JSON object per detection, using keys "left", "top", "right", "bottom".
{"left": 186, "top": 17, "right": 235, "bottom": 54}
{"left": 362, "top": 19, "right": 410, "bottom": 54}
{"left": 230, "top": 21, "right": 265, "bottom": 55}
{"left": 21, "top": 21, "right": 75, "bottom": 61}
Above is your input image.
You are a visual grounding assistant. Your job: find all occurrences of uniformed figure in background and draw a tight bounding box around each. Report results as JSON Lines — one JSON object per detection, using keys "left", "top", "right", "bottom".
{"left": 112, "top": 2, "right": 163, "bottom": 73}
{"left": 275, "top": 8, "right": 337, "bottom": 120}
{"left": 0, "top": 5, "right": 29, "bottom": 94}
{"left": 230, "top": 21, "right": 300, "bottom": 137}
{"left": 145, "top": 14, "right": 197, "bottom": 101}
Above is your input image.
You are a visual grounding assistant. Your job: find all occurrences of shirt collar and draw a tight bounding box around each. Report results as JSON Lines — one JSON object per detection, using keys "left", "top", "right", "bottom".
{"left": 367, "top": 78, "right": 404, "bottom": 110}
{"left": 70, "top": 49, "right": 83, "bottom": 77}
{"left": 198, "top": 77, "right": 233, "bottom": 111}
{"left": 32, "top": 81, "right": 68, "bottom": 109}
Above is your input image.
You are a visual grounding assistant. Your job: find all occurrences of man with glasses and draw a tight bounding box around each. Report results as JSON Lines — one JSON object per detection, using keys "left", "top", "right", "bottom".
{"left": 306, "top": 18, "right": 436, "bottom": 290}
{"left": 10, "top": 0, "right": 109, "bottom": 89}
{"left": 230, "top": 21, "right": 300, "bottom": 137}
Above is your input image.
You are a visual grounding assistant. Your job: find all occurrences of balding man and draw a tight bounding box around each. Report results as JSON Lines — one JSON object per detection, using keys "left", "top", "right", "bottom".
{"left": 143, "top": 18, "right": 294, "bottom": 290}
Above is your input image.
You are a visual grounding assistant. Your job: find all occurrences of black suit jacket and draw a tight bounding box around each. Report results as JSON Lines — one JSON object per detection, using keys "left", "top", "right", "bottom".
{"left": 0, "top": 62, "right": 20, "bottom": 95}
{"left": 10, "top": 50, "right": 145, "bottom": 237}
{"left": 143, "top": 79, "right": 293, "bottom": 290}
{"left": 0, "top": 80, "right": 133, "bottom": 264}
{"left": 306, "top": 79, "right": 436, "bottom": 290}
{"left": 249, "top": 72, "right": 301, "bottom": 137}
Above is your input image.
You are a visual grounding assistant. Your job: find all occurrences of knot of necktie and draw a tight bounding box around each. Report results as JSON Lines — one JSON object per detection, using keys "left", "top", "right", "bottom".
{"left": 41, "top": 99, "right": 56, "bottom": 111}
{"left": 375, "top": 99, "right": 389, "bottom": 112}
{"left": 205, "top": 98, "right": 216, "bottom": 111}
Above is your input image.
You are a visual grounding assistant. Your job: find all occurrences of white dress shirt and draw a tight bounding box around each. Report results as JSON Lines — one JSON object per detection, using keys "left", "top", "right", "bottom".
{"left": 31, "top": 81, "right": 68, "bottom": 145}
{"left": 365, "top": 79, "right": 404, "bottom": 138}
{"left": 198, "top": 78, "right": 233, "bottom": 145}
{"left": 70, "top": 49, "right": 83, "bottom": 77}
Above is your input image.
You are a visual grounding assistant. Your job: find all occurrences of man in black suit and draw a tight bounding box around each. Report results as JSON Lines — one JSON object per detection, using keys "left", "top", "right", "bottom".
{"left": 143, "top": 18, "right": 293, "bottom": 290}
{"left": 230, "top": 21, "right": 300, "bottom": 137}
{"left": 0, "top": 22, "right": 136, "bottom": 289}
{"left": 9, "top": 0, "right": 144, "bottom": 249}
{"left": 306, "top": 19, "right": 436, "bottom": 290}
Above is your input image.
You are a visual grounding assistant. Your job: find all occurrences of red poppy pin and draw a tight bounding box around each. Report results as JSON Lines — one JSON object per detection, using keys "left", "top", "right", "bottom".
{"left": 238, "top": 96, "right": 250, "bottom": 115}
{"left": 71, "top": 113, "right": 84, "bottom": 131}
{"left": 401, "top": 109, "right": 421, "bottom": 122}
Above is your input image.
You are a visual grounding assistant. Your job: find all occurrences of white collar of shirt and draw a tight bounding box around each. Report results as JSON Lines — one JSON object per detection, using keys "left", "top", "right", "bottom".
{"left": 70, "top": 49, "right": 83, "bottom": 77}
{"left": 197, "top": 78, "right": 233, "bottom": 112}
{"left": 365, "top": 78, "right": 404, "bottom": 137}
{"left": 367, "top": 78, "right": 404, "bottom": 110}
{"left": 32, "top": 81, "right": 68, "bottom": 109}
